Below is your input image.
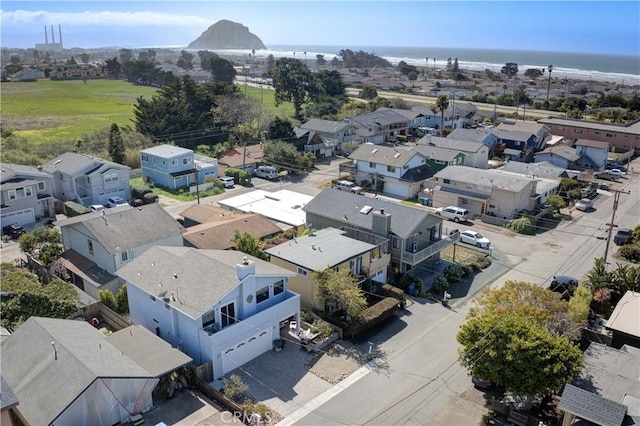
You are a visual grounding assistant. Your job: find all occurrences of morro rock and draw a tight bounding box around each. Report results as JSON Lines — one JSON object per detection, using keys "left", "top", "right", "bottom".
{"left": 187, "top": 20, "right": 266, "bottom": 50}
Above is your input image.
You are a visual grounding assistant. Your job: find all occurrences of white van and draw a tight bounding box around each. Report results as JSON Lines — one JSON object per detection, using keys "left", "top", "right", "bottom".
{"left": 254, "top": 166, "right": 278, "bottom": 179}
{"left": 435, "top": 206, "right": 470, "bottom": 222}
{"left": 219, "top": 177, "right": 235, "bottom": 188}
{"left": 335, "top": 180, "right": 364, "bottom": 194}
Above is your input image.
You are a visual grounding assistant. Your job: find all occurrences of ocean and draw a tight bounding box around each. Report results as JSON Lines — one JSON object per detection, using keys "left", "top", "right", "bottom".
{"left": 204, "top": 45, "right": 640, "bottom": 85}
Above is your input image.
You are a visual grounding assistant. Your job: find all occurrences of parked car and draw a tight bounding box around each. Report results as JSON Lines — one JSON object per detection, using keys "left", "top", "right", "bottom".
{"left": 594, "top": 171, "right": 617, "bottom": 181}
{"left": 575, "top": 198, "right": 593, "bottom": 212}
{"left": 459, "top": 230, "right": 491, "bottom": 248}
{"left": 435, "top": 206, "right": 470, "bottom": 223}
{"left": 614, "top": 228, "right": 633, "bottom": 245}
{"left": 606, "top": 163, "right": 626, "bottom": 172}
{"left": 606, "top": 169, "right": 626, "bottom": 178}
{"left": 472, "top": 376, "right": 497, "bottom": 390}
{"left": 219, "top": 176, "right": 235, "bottom": 188}
{"left": 335, "top": 180, "right": 364, "bottom": 194}
{"left": 107, "top": 196, "right": 129, "bottom": 208}
{"left": 549, "top": 275, "right": 579, "bottom": 300}
{"left": 254, "top": 166, "right": 279, "bottom": 179}
{"left": 2, "top": 224, "right": 26, "bottom": 239}
{"left": 89, "top": 204, "right": 105, "bottom": 212}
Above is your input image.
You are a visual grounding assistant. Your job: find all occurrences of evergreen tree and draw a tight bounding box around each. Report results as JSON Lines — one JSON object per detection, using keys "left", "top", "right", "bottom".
{"left": 108, "top": 123, "right": 126, "bottom": 164}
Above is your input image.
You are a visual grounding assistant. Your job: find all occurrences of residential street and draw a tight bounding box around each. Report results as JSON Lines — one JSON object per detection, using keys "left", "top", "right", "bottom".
{"left": 281, "top": 161, "right": 639, "bottom": 425}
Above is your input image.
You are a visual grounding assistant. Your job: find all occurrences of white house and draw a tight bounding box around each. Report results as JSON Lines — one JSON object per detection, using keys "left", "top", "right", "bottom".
{"left": 574, "top": 139, "right": 610, "bottom": 170}
{"left": 417, "top": 135, "right": 490, "bottom": 169}
{"left": 117, "top": 246, "right": 300, "bottom": 380}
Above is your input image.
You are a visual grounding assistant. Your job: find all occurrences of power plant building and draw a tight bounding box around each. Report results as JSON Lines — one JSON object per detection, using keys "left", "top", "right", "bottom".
{"left": 35, "top": 25, "right": 64, "bottom": 52}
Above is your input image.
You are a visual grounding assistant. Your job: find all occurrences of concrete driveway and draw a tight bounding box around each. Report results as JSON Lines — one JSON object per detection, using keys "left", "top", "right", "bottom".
{"left": 141, "top": 390, "right": 240, "bottom": 426}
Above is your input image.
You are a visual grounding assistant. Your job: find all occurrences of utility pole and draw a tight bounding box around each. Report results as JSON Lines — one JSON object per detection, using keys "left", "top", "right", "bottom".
{"left": 603, "top": 188, "right": 630, "bottom": 266}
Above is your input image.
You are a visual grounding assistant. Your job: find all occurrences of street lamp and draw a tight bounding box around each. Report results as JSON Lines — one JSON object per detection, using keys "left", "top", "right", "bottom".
{"left": 546, "top": 64, "right": 553, "bottom": 101}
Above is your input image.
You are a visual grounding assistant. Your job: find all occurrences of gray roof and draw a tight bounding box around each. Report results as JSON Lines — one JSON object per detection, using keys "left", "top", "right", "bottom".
{"left": 55, "top": 203, "right": 184, "bottom": 254}
{"left": 575, "top": 138, "right": 610, "bottom": 149}
{"left": 41, "top": 152, "right": 130, "bottom": 176}
{"left": 433, "top": 166, "right": 537, "bottom": 193}
{"left": 447, "top": 128, "right": 495, "bottom": 144}
{"left": 496, "top": 121, "right": 547, "bottom": 135}
{"left": 303, "top": 188, "right": 439, "bottom": 239}
{"left": 418, "top": 135, "right": 486, "bottom": 153}
{"left": 414, "top": 144, "right": 465, "bottom": 162}
{"left": 538, "top": 117, "right": 640, "bottom": 135}
{"left": 1, "top": 375, "right": 19, "bottom": 411}
{"left": 559, "top": 384, "right": 627, "bottom": 426}
{"left": 350, "top": 109, "right": 410, "bottom": 128}
{"left": 385, "top": 107, "right": 422, "bottom": 120}
{"left": 105, "top": 325, "right": 193, "bottom": 377}
{"left": 349, "top": 144, "right": 421, "bottom": 167}
{"left": 411, "top": 105, "right": 436, "bottom": 116}
{"left": 140, "top": 144, "right": 192, "bottom": 158}
{"left": 500, "top": 161, "right": 566, "bottom": 179}
{"left": 301, "top": 119, "right": 351, "bottom": 134}
{"left": 491, "top": 128, "right": 534, "bottom": 142}
{"left": 538, "top": 145, "right": 581, "bottom": 162}
{"left": 1, "top": 162, "right": 50, "bottom": 183}
{"left": 1, "top": 317, "right": 151, "bottom": 426}
{"left": 116, "top": 246, "right": 295, "bottom": 319}
{"left": 265, "top": 227, "right": 375, "bottom": 271}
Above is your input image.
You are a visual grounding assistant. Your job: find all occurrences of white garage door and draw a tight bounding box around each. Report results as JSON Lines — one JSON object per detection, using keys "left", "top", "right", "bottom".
{"left": 221, "top": 328, "right": 272, "bottom": 375}
{"left": 1, "top": 208, "right": 35, "bottom": 226}
{"left": 383, "top": 181, "right": 410, "bottom": 198}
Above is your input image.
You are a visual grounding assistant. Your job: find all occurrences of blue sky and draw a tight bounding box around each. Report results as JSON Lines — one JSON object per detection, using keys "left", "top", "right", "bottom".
{"left": 1, "top": 1, "right": 638, "bottom": 56}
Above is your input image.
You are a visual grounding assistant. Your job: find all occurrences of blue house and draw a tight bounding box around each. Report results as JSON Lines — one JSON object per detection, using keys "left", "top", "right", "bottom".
{"left": 140, "top": 144, "right": 217, "bottom": 190}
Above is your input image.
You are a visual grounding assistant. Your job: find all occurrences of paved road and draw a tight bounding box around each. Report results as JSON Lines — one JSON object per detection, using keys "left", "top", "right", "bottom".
{"left": 283, "top": 160, "right": 639, "bottom": 425}
{"left": 345, "top": 87, "right": 566, "bottom": 120}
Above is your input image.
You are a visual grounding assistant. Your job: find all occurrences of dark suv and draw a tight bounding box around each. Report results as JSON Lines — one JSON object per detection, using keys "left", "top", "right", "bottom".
{"left": 549, "top": 276, "right": 579, "bottom": 300}
{"left": 2, "top": 224, "right": 26, "bottom": 239}
{"left": 614, "top": 228, "right": 632, "bottom": 245}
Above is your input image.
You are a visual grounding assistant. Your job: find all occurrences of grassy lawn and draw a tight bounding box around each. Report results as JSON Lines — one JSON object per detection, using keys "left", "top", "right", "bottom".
{"left": 130, "top": 177, "right": 225, "bottom": 202}
{"left": 2, "top": 79, "right": 159, "bottom": 143}
{"left": 235, "top": 83, "right": 298, "bottom": 123}
{"left": 441, "top": 244, "right": 492, "bottom": 269}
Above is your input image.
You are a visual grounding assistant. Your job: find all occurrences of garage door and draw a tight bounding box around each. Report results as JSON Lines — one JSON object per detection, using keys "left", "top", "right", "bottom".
{"left": 1, "top": 208, "right": 35, "bottom": 226}
{"left": 221, "top": 328, "right": 272, "bottom": 375}
{"left": 383, "top": 181, "right": 410, "bottom": 198}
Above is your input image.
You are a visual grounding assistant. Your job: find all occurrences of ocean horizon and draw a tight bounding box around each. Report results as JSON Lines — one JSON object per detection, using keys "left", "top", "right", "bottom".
{"left": 164, "top": 44, "right": 640, "bottom": 85}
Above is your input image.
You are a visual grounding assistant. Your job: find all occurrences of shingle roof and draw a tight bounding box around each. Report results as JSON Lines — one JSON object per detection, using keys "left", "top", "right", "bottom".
{"left": 538, "top": 117, "right": 640, "bottom": 134}
{"left": 350, "top": 109, "right": 410, "bottom": 128}
{"left": 1, "top": 317, "right": 151, "bottom": 426}
{"left": 1, "top": 375, "right": 19, "bottom": 411}
{"left": 301, "top": 119, "right": 350, "bottom": 133}
{"left": 183, "top": 214, "right": 282, "bottom": 250}
{"left": 303, "top": 188, "right": 438, "bottom": 239}
{"left": 496, "top": 121, "right": 547, "bottom": 135}
{"left": 491, "top": 128, "right": 534, "bottom": 142}
{"left": 55, "top": 203, "right": 184, "bottom": 254}
{"left": 41, "top": 152, "right": 129, "bottom": 175}
{"left": 401, "top": 164, "right": 437, "bottom": 182}
{"left": 414, "top": 144, "right": 465, "bottom": 162}
{"left": 116, "top": 246, "right": 295, "bottom": 319}
{"left": 265, "top": 227, "right": 376, "bottom": 271}
{"left": 433, "top": 166, "right": 537, "bottom": 192}
{"left": 559, "top": 384, "right": 627, "bottom": 426}
{"left": 538, "top": 145, "right": 581, "bottom": 162}
{"left": 500, "top": 161, "right": 566, "bottom": 179}
{"left": 349, "top": 144, "right": 421, "bottom": 167}
{"left": 575, "top": 138, "right": 610, "bottom": 149}
{"left": 418, "top": 135, "right": 486, "bottom": 153}
{"left": 447, "top": 128, "right": 495, "bottom": 144}
{"left": 0, "top": 163, "right": 50, "bottom": 183}
{"left": 140, "top": 144, "right": 192, "bottom": 157}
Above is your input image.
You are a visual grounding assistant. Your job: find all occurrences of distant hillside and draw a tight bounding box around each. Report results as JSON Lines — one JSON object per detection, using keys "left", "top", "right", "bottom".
{"left": 188, "top": 20, "right": 266, "bottom": 50}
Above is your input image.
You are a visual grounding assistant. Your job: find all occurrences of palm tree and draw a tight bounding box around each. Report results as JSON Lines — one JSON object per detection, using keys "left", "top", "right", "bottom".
{"left": 435, "top": 94, "right": 449, "bottom": 136}
{"left": 546, "top": 64, "right": 553, "bottom": 100}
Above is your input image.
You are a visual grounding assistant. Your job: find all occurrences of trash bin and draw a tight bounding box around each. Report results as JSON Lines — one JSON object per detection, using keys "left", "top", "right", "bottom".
{"left": 421, "top": 197, "right": 430, "bottom": 206}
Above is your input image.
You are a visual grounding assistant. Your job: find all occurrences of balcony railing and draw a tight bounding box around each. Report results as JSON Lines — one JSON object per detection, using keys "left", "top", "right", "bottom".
{"left": 402, "top": 233, "right": 460, "bottom": 265}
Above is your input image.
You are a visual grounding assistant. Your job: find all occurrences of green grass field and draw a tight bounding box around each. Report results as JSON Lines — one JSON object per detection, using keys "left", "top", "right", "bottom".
{"left": 1, "top": 79, "right": 297, "bottom": 145}
{"left": 1, "top": 79, "right": 159, "bottom": 143}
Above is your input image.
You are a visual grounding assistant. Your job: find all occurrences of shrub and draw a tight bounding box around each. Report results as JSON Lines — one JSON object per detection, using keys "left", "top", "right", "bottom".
{"left": 131, "top": 185, "right": 152, "bottom": 200}
{"left": 64, "top": 201, "right": 90, "bottom": 217}
{"left": 618, "top": 245, "right": 640, "bottom": 262}
{"left": 444, "top": 264, "right": 468, "bottom": 282}
{"left": 142, "top": 192, "right": 158, "bottom": 204}
{"left": 505, "top": 217, "right": 535, "bottom": 235}
{"left": 431, "top": 276, "right": 449, "bottom": 294}
{"left": 115, "top": 285, "right": 129, "bottom": 314}
{"left": 225, "top": 167, "right": 251, "bottom": 185}
{"left": 222, "top": 374, "right": 248, "bottom": 402}
{"left": 99, "top": 289, "right": 117, "bottom": 310}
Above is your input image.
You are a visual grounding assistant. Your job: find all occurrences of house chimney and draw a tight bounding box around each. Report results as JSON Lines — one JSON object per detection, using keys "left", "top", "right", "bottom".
{"left": 372, "top": 208, "right": 392, "bottom": 236}
{"left": 236, "top": 256, "right": 255, "bottom": 281}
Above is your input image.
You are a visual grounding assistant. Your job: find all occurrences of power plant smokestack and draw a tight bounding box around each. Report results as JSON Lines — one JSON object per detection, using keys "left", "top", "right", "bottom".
{"left": 44, "top": 25, "right": 48, "bottom": 44}
{"left": 58, "top": 25, "right": 62, "bottom": 47}
{"left": 51, "top": 25, "right": 55, "bottom": 44}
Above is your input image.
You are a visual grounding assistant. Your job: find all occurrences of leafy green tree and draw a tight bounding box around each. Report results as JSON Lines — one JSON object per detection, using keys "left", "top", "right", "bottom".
{"left": 18, "top": 228, "right": 61, "bottom": 267}
{"left": 610, "top": 263, "right": 640, "bottom": 297}
{"left": 434, "top": 94, "right": 449, "bottom": 135}
{"left": 210, "top": 56, "right": 236, "bottom": 83}
{"left": 119, "top": 48, "right": 134, "bottom": 63}
{"left": 263, "top": 140, "right": 300, "bottom": 166}
{"left": 79, "top": 53, "right": 90, "bottom": 64}
{"left": 108, "top": 123, "right": 126, "bottom": 164}
{"left": 104, "top": 57, "right": 121, "bottom": 79}
{"left": 271, "top": 58, "right": 317, "bottom": 120}
{"left": 265, "top": 54, "right": 276, "bottom": 75}
{"left": 315, "top": 54, "right": 327, "bottom": 66}
{"left": 115, "top": 285, "right": 129, "bottom": 314}
{"left": 457, "top": 313, "right": 583, "bottom": 397}
{"left": 368, "top": 96, "right": 392, "bottom": 111}
{"left": 267, "top": 117, "right": 295, "bottom": 141}
{"left": 524, "top": 68, "right": 543, "bottom": 79}
{"left": 314, "top": 69, "right": 346, "bottom": 97}
{"left": 585, "top": 257, "right": 612, "bottom": 292}
{"left": 501, "top": 62, "right": 519, "bottom": 79}
{"left": 452, "top": 58, "right": 459, "bottom": 72}
{"left": 313, "top": 268, "right": 367, "bottom": 318}
{"left": 176, "top": 50, "right": 194, "bottom": 71}
{"left": 233, "top": 231, "right": 267, "bottom": 260}
{"left": 99, "top": 289, "right": 117, "bottom": 310}
{"left": 1, "top": 263, "right": 79, "bottom": 330}
{"left": 546, "top": 194, "right": 566, "bottom": 212}
{"left": 568, "top": 286, "right": 592, "bottom": 323}
{"left": 197, "top": 50, "right": 217, "bottom": 71}
{"left": 359, "top": 85, "right": 378, "bottom": 100}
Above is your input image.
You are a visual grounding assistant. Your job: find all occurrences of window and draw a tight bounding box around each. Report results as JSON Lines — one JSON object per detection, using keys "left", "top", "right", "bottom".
{"left": 606, "top": 133, "right": 614, "bottom": 138}
{"left": 369, "top": 162, "right": 376, "bottom": 168}
{"left": 120, "top": 249, "right": 135, "bottom": 263}
{"left": 182, "top": 158, "right": 191, "bottom": 165}
{"left": 256, "top": 286, "right": 269, "bottom": 303}
{"left": 443, "top": 179, "right": 451, "bottom": 184}
{"left": 466, "top": 183, "right": 473, "bottom": 189}
{"left": 274, "top": 280, "right": 284, "bottom": 295}
{"left": 149, "top": 295, "right": 156, "bottom": 302}
{"left": 172, "top": 159, "right": 178, "bottom": 166}
{"left": 37, "top": 181, "right": 46, "bottom": 191}
{"left": 387, "top": 166, "right": 396, "bottom": 173}
{"left": 104, "top": 172, "right": 119, "bottom": 183}
{"left": 8, "top": 190, "right": 16, "bottom": 200}
{"left": 141, "top": 154, "right": 149, "bottom": 162}
{"left": 88, "top": 240, "right": 94, "bottom": 255}
{"left": 162, "top": 160, "right": 166, "bottom": 166}
{"left": 574, "top": 129, "right": 582, "bottom": 134}
{"left": 297, "top": 267, "right": 308, "bottom": 277}
{"left": 202, "top": 309, "right": 215, "bottom": 327}
{"left": 221, "top": 303, "right": 236, "bottom": 328}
